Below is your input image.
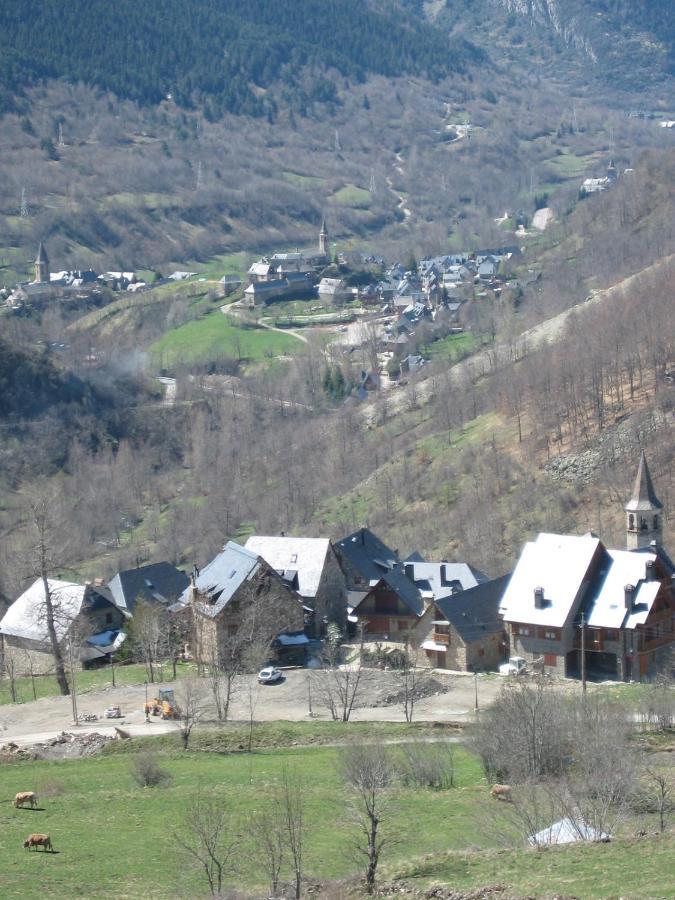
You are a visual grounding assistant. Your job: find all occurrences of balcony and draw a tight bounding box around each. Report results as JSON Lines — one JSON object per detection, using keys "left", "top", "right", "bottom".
{"left": 433, "top": 632, "right": 450, "bottom": 646}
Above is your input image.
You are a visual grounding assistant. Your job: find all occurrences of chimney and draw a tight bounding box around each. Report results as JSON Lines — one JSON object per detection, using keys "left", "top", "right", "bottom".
{"left": 646, "top": 560, "right": 656, "bottom": 582}
{"left": 534, "top": 587, "right": 545, "bottom": 609}
{"left": 440, "top": 564, "right": 448, "bottom": 585}
{"left": 361, "top": 529, "right": 366, "bottom": 545}
{"left": 624, "top": 584, "right": 634, "bottom": 611}
{"left": 404, "top": 563, "right": 415, "bottom": 582}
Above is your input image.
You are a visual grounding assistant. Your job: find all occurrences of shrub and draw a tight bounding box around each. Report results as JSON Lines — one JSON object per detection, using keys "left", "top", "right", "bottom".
{"left": 397, "top": 740, "right": 455, "bottom": 790}
{"left": 131, "top": 752, "right": 172, "bottom": 788}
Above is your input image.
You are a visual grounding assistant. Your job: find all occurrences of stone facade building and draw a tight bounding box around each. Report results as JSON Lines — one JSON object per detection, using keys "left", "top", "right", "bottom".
{"left": 500, "top": 452, "right": 674, "bottom": 681}
{"left": 173, "top": 541, "right": 305, "bottom": 667}
{"left": 244, "top": 535, "right": 346, "bottom": 634}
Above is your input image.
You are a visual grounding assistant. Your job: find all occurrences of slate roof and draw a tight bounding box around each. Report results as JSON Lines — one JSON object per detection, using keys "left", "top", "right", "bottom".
{"left": 0, "top": 579, "right": 97, "bottom": 643}
{"left": 370, "top": 565, "right": 425, "bottom": 616}
{"left": 434, "top": 574, "right": 510, "bottom": 642}
{"left": 584, "top": 548, "right": 662, "bottom": 630}
{"left": 625, "top": 450, "right": 662, "bottom": 512}
{"left": 335, "top": 528, "right": 398, "bottom": 586}
{"left": 244, "top": 536, "right": 330, "bottom": 600}
{"left": 405, "top": 561, "right": 488, "bottom": 601}
{"left": 35, "top": 241, "right": 49, "bottom": 264}
{"left": 176, "top": 541, "right": 262, "bottom": 618}
{"left": 500, "top": 533, "right": 601, "bottom": 628}
{"left": 108, "top": 562, "right": 190, "bottom": 613}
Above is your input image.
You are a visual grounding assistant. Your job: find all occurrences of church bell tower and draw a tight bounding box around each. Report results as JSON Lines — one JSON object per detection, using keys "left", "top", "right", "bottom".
{"left": 319, "top": 217, "right": 328, "bottom": 257}
{"left": 625, "top": 450, "right": 663, "bottom": 550}
{"left": 34, "top": 242, "right": 50, "bottom": 284}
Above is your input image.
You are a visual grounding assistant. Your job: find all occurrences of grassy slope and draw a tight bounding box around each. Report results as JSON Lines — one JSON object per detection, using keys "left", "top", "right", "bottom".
{"left": 0, "top": 741, "right": 489, "bottom": 898}
{"left": 149, "top": 310, "right": 303, "bottom": 366}
{"left": 0, "top": 726, "right": 671, "bottom": 899}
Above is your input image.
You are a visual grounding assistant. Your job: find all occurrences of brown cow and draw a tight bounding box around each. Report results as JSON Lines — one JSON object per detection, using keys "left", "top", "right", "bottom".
{"left": 14, "top": 791, "right": 38, "bottom": 809}
{"left": 490, "top": 783, "right": 512, "bottom": 801}
{"left": 23, "top": 834, "right": 53, "bottom": 852}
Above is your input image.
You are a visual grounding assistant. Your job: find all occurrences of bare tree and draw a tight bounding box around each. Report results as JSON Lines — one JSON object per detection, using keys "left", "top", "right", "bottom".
{"left": 130, "top": 599, "right": 166, "bottom": 684}
{"left": 174, "top": 791, "right": 238, "bottom": 896}
{"left": 250, "top": 807, "right": 285, "bottom": 897}
{"left": 26, "top": 494, "right": 70, "bottom": 695}
{"left": 341, "top": 741, "right": 395, "bottom": 893}
{"left": 242, "top": 640, "right": 270, "bottom": 753}
{"left": 399, "top": 641, "right": 432, "bottom": 723}
{"left": 316, "top": 625, "right": 368, "bottom": 722}
{"left": 280, "top": 767, "right": 304, "bottom": 900}
{"left": 645, "top": 768, "right": 673, "bottom": 834}
{"left": 175, "top": 677, "right": 205, "bottom": 750}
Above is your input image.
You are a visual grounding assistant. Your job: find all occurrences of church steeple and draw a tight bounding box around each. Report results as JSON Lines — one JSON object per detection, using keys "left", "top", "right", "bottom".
{"left": 625, "top": 450, "right": 663, "bottom": 550}
{"left": 34, "top": 242, "right": 50, "bottom": 284}
{"left": 319, "top": 217, "right": 328, "bottom": 257}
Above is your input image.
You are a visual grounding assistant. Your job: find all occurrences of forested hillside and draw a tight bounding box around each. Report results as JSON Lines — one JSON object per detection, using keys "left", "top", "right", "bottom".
{"left": 0, "top": 0, "right": 479, "bottom": 118}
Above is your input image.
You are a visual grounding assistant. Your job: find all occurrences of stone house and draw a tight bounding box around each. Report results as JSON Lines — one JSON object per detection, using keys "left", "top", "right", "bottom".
{"left": 351, "top": 565, "right": 424, "bottom": 639}
{"left": 244, "top": 535, "right": 346, "bottom": 634}
{"left": 172, "top": 541, "right": 306, "bottom": 666}
{"left": 499, "top": 452, "right": 674, "bottom": 681}
{"left": 0, "top": 578, "right": 126, "bottom": 674}
{"left": 412, "top": 575, "right": 509, "bottom": 671}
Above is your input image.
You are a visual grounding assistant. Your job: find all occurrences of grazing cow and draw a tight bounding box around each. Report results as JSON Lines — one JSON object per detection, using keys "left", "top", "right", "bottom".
{"left": 13, "top": 791, "right": 38, "bottom": 809}
{"left": 490, "top": 783, "right": 512, "bottom": 801}
{"left": 23, "top": 834, "right": 53, "bottom": 852}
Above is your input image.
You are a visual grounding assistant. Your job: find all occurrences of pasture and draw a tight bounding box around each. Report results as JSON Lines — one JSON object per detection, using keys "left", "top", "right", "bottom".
{"left": 0, "top": 722, "right": 670, "bottom": 898}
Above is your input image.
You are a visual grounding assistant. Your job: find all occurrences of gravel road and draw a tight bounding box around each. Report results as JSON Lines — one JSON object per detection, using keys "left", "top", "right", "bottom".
{"left": 0, "top": 669, "right": 501, "bottom": 747}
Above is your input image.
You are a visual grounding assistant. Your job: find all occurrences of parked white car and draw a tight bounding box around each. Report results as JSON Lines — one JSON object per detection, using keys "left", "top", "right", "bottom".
{"left": 258, "top": 667, "right": 283, "bottom": 684}
{"left": 499, "top": 656, "right": 527, "bottom": 676}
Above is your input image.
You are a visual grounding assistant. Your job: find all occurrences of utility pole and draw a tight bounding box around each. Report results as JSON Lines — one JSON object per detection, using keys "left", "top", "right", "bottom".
{"left": 474, "top": 671, "right": 478, "bottom": 711}
{"left": 307, "top": 670, "right": 313, "bottom": 716}
{"left": 580, "top": 612, "right": 587, "bottom": 696}
{"left": 69, "top": 636, "right": 78, "bottom": 725}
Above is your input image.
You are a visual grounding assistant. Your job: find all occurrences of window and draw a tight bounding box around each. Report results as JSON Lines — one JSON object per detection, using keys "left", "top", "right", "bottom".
{"left": 544, "top": 630, "right": 558, "bottom": 641}
{"left": 290, "top": 553, "right": 298, "bottom": 564}
{"left": 518, "top": 626, "right": 531, "bottom": 636}
{"left": 105, "top": 612, "right": 113, "bottom": 625}
{"left": 604, "top": 629, "right": 618, "bottom": 642}
{"left": 654, "top": 515, "right": 659, "bottom": 530}
{"left": 628, "top": 514, "right": 635, "bottom": 530}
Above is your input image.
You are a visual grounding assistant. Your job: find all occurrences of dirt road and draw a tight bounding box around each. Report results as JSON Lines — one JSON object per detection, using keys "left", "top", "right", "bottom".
{"left": 0, "top": 669, "right": 500, "bottom": 747}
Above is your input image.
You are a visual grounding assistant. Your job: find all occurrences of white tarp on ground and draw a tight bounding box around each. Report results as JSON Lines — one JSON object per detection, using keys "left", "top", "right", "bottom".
{"left": 528, "top": 817, "right": 610, "bottom": 846}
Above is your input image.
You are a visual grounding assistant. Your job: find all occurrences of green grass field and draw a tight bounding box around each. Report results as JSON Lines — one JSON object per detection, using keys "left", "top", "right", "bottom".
{"left": 150, "top": 311, "right": 303, "bottom": 367}
{"left": 332, "top": 184, "right": 372, "bottom": 209}
{"left": 0, "top": 724, "right": 670, "bottom": 899}
{"left": 0, "top": 663, "right": 192, "bottom": 706}
{"left": 424, "top": 331, "right": 477, "bottom": 361}
{"left": 0, "top": 736, "right": 489, "bottom": 898}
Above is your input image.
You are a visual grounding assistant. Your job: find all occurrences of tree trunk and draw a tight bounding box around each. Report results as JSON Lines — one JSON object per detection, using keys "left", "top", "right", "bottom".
{"left": 41, "top": 573, "right": 70, "bottom": 695}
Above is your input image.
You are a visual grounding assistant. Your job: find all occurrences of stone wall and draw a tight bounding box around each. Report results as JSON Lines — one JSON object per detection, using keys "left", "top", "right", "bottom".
{"left": 314, "top": 544, "right": 347, "bottom": 632}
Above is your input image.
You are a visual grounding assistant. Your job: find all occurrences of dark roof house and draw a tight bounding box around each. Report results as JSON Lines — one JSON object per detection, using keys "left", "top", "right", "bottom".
{"left": 108, "top": 562, "right": 190, "bottom": 614}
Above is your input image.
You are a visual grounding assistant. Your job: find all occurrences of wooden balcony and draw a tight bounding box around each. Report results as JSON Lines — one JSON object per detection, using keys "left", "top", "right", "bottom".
{"left": 433, "top": 632, "right": 450, "bottom": 646}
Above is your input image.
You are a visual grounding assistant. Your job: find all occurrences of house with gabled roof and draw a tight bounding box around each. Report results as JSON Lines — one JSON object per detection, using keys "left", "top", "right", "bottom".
{"left": 413, "top": 574, "right": 510, "bottom": 671}
{"left": 108, "top": 562, "right": 190, "bottom": 615}
{"left": 500, "top": 453, "right": 674, "bottom": 681}
{"left": 172, "top": 541, "right": 306, "bottom": 665}
{"left": 0, "top": 578, "right": 126, "bottom": 674}
{"left": 244, "top": 535, "right": 346, "bottom": 634}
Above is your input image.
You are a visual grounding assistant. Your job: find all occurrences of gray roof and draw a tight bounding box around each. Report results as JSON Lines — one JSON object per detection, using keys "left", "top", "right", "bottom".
{"left": 108, "top": 563, "right": 190, "bottom": 613}
{"left": 625, "top": 451, "right": 662, "bottom": 512}
{"left": 375, "top": 565, "right": 424, "bottom": 616}
{"left": 244, "top": 535, "right": 331, "bottom": 600}
{"left": 177, "top": 541, "right": 262, "bottom": 618}
{"left": 405, "top": 561, "right": 488, "bottom": 600}
{"left": 500, "top": 533, "right": 601, "bottom": 628}
{"left": 335, "top": 528, "right": 398, "bottom": 585}
{"left": 434, "top": 574, "right": 510, "bottom": 642}
{"left": 35, "top": 241, "right": 49, "bottom": 264}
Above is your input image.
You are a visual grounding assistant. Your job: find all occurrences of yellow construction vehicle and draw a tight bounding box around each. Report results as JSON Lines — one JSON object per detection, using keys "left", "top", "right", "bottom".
{"left": 144, "top": 688, "right": 176, "bottom": 719}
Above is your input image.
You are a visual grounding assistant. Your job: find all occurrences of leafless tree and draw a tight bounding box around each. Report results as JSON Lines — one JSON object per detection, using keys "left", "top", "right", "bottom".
{"left": 316, "top": 625, "right": 368, "bottom": 722}
{"left": 130, "top": 599, "right": 166, "bottom": 684}
{"left": 279, "top": 767, "right": 304, "bottom": 900}
{"left": 3, "top": 652, "right": 18, "bottom": 703}
{"left": 399, "top": 641, "right": 432, "bottom": 723}
{"left": 174, "top": 791, "right": 238, "bottom": 896}
{"left": 468, "top": 678, "right": 571, "bottom": 783}
{"left": 340, "top": 741, "right": 394, "bottom": 893}
{"left": 175, "top": 677, "right": 206, "bottom": 750}
{"left": 242, "top": 640, "right": 270, "bottom": 752}
{"left": 249, "top": 807, "right": 285, "bottom": 897}
{"left": 645, "top": 768, "right": 673, "bottom": 834}
{"left": 25, "top": 493, "right": 70, "bottom": 695}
